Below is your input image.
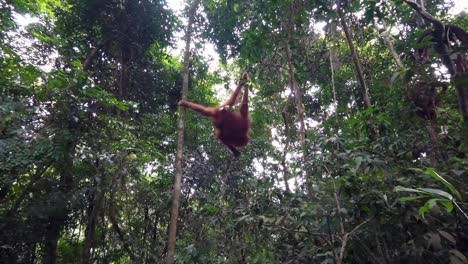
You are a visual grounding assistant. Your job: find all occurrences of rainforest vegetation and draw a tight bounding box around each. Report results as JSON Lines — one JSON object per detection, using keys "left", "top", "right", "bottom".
{"left": 1, "top": 0, "right": 468, "bottom": 263}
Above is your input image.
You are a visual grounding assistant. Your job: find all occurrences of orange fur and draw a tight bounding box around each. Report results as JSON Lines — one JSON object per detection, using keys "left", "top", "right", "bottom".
{"left": 179, "top": 73, "right": 251, "bottom": 157}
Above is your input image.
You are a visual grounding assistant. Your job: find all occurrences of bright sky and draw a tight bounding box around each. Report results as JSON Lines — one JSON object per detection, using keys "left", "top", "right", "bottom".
{"left": 167, "top": 0, "right": 466, "bottom": 12}
{"left": 12, "top": 0, "right": 468, "bottom": 76}
{"left": 166, "top": 0, "right": 468, "bottom": 64}
{"left": 452, "top": 0, "right": 468, "bottom": 11}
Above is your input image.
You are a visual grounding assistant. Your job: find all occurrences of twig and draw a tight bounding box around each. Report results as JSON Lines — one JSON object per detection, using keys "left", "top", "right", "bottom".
{"left": 337, "top": 217, "right": 374, "bottom": 264}
{"left": 454, "top": 201, "right": 468, "bottom": 221}
{"left": 264, "top": 224, "right": 327, "bottom": 237}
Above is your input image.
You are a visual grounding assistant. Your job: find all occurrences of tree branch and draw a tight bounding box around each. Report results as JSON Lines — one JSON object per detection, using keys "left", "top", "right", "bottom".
{"left": 337, "top": 217, "right": 374, "bottom": 264}
{"left": 1, "top": 161, "right": 53, "bottom": 231}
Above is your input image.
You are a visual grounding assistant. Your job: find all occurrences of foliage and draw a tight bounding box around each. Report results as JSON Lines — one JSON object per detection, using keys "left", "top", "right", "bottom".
{"left": 1, "top": 0, "right": 468, "bottom": 263}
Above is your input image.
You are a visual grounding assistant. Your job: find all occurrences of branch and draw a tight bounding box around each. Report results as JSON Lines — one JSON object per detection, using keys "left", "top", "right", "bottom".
{"left": 108, "top": 156, "right": 136, "bottom": 262}
{"left": 404, "top": 0, "right": 468, "bottom": 46}
{"left": 1, "top": 161, "right": 53, "bottom": 229}
{"left": 348, "top": 216, "right": 374, "bottom": 237}
{"left": 263, "top": 224, "right": 327, "bottom": 237}
{"left": 83, "top": 41, "right": 105, "bottom": 71}
{"left": 337, "top": 217, "right": 374, "bottom": 264}
{"left": 402, "top": 0, "right": 441, "bottom": 27}
{"left": 336, "top": 0, "right": 371, "bottom": 109}
{"left": 403, "top": 0, "right": 468, "bottom": 77}
{"left": 454, "top": 201, "right": 468, "bottom": 221}
{"left": 281, "top": 110, "right": 291, "bottom": 192}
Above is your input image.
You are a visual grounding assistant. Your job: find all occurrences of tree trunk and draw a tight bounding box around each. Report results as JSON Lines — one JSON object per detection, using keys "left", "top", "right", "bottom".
{"left": 284, "top": 2, "right": 312, "bottom": 198}
{"left": 455, "top": 56, "right": 468, "bottom": 153}
{"left": 285, "top": 4, "right": 306, "bottom": 154}
{"left": 0, "top": 162, "right": 52, "bottom": 233}
{"left": 402, "top": 0, "right": 468, "bottom": 151}
{"left": 150, "top": 212, "right": 160, "bottom": 262}
{"left": 453, "top": 49, "right": 468, "bottom": 126}
{"left": 43, "top": 140, "right": 74, "bottom": 264}
{"left": 108, "top": 169, "right": 136, "bottom": 262}
{"left": 337, "top": 0, "right": 371, "bottom": 109}
{"left": 81, "top": 162, "right": 106, "bottom": 264}
{"left": 375, "top": 19, "right": 403, "bottom": 68}
{"left": 285, "top": 41, "right": 306, "bottom": 149}
{"left": 329, "top": 20, "right": 340, "bottom": 126}
{"left": 281, "top": 111, "right": 291, "bottom": 192}
{"left": 166, "top": 0, "right": 200, "bottom": 263}
{"left": 44, "top": 220, "right": 61, "bottom": 264}
{"left": 415, "top": 0, "right": 426, "bottom": 26}
{"left": 30, "top": 242, "right": 37, "bottom": 264}
{"left": 142, "top": 207, "right": 149, "bottom": 263}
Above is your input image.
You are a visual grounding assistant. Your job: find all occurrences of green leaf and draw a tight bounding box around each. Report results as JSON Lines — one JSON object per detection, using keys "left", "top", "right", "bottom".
{"left": 419, "top": 198, "right": 438, "bottom": 218}
{"left": 115, "top": 101, "right": 130, "bottom": 111}
{"left": 438, "top": 199, "right": 454, "bottom": 213}
{"left": 202, "top": 205, "right": 220, "bottom": 216}
{"left": 394, "top": 186, "right": 425, "bottom": 194}
{"left": 399, "top": 196, "right": 428, "bottom": 202}
{"left": 408, "top": 168, "right": 424, "bottom": 173}
{"left": 426, "top": 168, "right": 462, "bottom": 200}
{"left": 418, "top": 205, "right": 430, "bottom": 218}
{"left": 418, "top": 188, "right": 453, "bottom": 200}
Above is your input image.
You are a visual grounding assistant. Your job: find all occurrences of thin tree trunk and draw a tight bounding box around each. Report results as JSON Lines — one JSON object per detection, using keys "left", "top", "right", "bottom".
{"left": 329, "top": 20, "right": 343, "bottom": 134}
{"left": 44, "top": 140, "right": 74, "bottom": 264}
{"left": 427, "top": 119, "right": 439, "bottom": 166}
{"left": 142, "top": 207, "right": 149, "bottom": 263}
{"left": 30, "top": 242, "right": 37, "bottom": 264}
{"left": 81, "top": 161, "right": 106, "bottom": 264}
{"left": 329, "top": 25, "right": 339, "bottom": 117}
{"left": 281, "top": 111, "right": 291, "bottom": 192}
{"left": 285, "top": 42, "right": 306, "bottom": 147}
{"left": 150, "top": 212, "right": 160, "bottom": 262}
{"left": 337, "top": 0, "right": 371, "bottom": 109}
{"left": 82, "top": 41, "right": 104, "bottom": 71}
{"left": 166, "top": 0, "right": 200, "bottom": 263}
{"left": 329, "top": 37, "right": 347, "bottom": 264}
{"left": 374, "top": 19, "right": 403, "bottom": 68}
{"left": 0, "top": 162, "right": 52, "bottom": 233}
{"left": 456, "top": 64, "right": 468, "bottom": 122}
{"left": 108, "top": 170, "right": 136, "bottom": 262}
{"left": 328, "top": 21, "right": 342, "bottom": 74}
{"left": 284, "top": 2, "right": 312, "bottom": 198}
{"left": 285, "top": 6, "right": 306, "bottom": 153}
{"left": 415, "top": 0, "right": 426, "bottom": 26}
{"left": 44, "top": 221, "right": 61, "bottom": 264}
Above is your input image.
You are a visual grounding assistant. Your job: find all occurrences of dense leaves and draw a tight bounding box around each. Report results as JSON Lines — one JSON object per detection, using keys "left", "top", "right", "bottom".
{"left": 1, "top": 0, "right": 468, "bottom": 263}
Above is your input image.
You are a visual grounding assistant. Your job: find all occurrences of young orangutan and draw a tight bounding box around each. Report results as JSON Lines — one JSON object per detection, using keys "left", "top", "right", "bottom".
{"left": 179, "top": 73, "right": 251, "bottom": 157}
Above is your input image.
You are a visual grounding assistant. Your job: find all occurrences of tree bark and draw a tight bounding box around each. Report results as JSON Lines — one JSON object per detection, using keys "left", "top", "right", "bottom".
{"left": 329, "top": 20, "right": 339, "bottom": 123}
{"left": 44, "top": 220, "right": 61, "bottom": 264}
{"left": 43, "top": 139, "right": 74, "bottom": 264}
{"left": 166, "top": 0, "right": 200, "bottom": 263}
{"left": 81, "top": 161, "right": 106, "bottom": 264}
{"left": 0, "top": 162, "right": 52, "bottom": 233}
{"left": 281, "top": 111, "right": 291, "bottom": 192}
{"left": 285, "top": 4, "right": 306, "bottom": 154}
{"left": 403, "top": 0, "right": 468, "bottom": 150}
{"left": 108, "top": 167, "right": 136, "bottom": 262}
{"left": 415, "top": 0, "right": 426, "bottom": 26}
{"left": 337, "top": 0, "right": 371, "bottom": 109}
{"left": 375, "top": 19, "right": 403, "bottom": 68}
{"left": 284, "top": 2, "right": 312, "bottom": 198}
